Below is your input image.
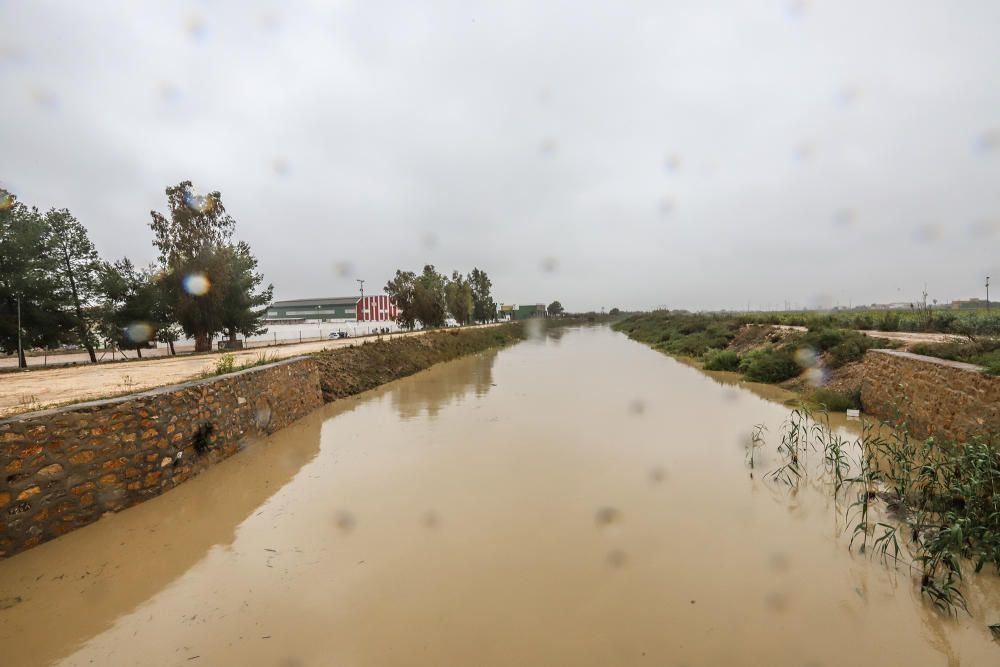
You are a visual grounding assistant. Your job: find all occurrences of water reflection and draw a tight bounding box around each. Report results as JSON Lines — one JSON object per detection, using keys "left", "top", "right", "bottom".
{"left": 389, "top": 349, "right": 498, "bottom": 419}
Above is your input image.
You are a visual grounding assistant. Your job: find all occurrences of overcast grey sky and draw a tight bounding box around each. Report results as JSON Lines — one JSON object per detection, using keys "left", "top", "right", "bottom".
{"left": 2, "top": 0, "right": 998, "bottom": 312}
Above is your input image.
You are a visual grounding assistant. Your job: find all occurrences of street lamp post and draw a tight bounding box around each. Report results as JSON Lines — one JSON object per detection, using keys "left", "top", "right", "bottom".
{"left": 987, "top": 276, "right": 991, "bottom": 312}
{"left": 16, "top": 294, "right": 24, "bottom": 369}
{"left": 356, "top": 279, "right": 365, "bottom": 322}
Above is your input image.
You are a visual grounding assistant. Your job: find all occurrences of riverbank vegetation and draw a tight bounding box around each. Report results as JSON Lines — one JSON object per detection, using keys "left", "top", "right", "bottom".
{"left": 757, "top": 407, "right": 999, "bottom": 617}
{"left": 313, "top": 323, "right": 524, "bottom": 402}
{"left": 910, "top": 339, "right": 1000, "bottom": 375}
{"left": 740, "top": 306, "right": 1000, "bottom": 337}
{"left": 612, "top": 311, "right": 894, "bottom": 409}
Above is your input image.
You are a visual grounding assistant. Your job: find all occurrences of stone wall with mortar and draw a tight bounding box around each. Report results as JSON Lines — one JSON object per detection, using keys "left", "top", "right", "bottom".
{"left": 861, "top": 349, "right": 1000, "bottom": 442}
{"left": 0, "top": 357, "right": 322, "bottom": 558}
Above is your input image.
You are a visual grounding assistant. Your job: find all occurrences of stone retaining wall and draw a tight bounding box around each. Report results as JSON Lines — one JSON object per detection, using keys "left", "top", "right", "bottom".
{"left": 0, "top": 357, "right": 322, "bottom": 558}
{"left": 861, "top": 349, "right": 1000, "bottom": 441}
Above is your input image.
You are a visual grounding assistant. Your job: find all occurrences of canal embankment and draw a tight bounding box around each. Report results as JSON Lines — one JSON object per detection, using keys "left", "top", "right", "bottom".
{"left": 0, "top": 323, "right": 526, "bottom": 558}
{"left": 613, "top": 312, "right": 1000, "bottom": 439}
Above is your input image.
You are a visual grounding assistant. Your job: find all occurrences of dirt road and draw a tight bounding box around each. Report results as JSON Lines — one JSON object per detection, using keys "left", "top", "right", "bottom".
{"left": 0, "top": 328, "right": 482, "bottom": 417}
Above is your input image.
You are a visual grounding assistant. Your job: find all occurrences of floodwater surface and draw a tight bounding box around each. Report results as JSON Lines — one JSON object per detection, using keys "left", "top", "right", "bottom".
{"left": 1, "top": 326, "right": 999, "bottom": 666}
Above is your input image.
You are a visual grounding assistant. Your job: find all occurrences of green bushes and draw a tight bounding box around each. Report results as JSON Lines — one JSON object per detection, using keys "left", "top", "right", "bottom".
{"left": 614, "top": 313, "right": 740, "bottom": 357}
{"left": 911, "top": 339, "right": 1000, "bottom": 375}
{"left": 702, "top": 348, "right": 740, "bottom": 371}
{"left": 809, "top": 388, "right": 861, "bottom": 411}
{"left": 798, "top": 327, "right": 890, "bottom": 368}
{"left": 739, "top": 349, "right": 800, "bottom": 383}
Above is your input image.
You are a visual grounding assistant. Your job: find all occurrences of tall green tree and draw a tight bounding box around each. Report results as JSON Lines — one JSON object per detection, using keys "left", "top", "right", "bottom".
{"left": 0, "top": 192, "right": 73, "bottom": 367}
{"left": 149, "top": 181, "right": 267, "bottom": 351}
{"left": 97, "top": 259, "right": 160, "bottom": 358}
{"left": 547, "top": 300, "right": 564, "bottom": 316}
{"left": 149, "top": 181, "right": 235, "bottom": 266}
{"left": 413, "top": 265, "right": 448, "bottom": 327}
{"left": 44, "top": 208, "right": 103, "bottom": 362}
{"left": 219, "top": 242, "right": 273, "bottom": 343}
{"left": 385, "top": 270, "right": 417, "bottom": 329}
{"left": 445, "top": 271, "right": 474, "bottom": 325}
{"left": 469, "top": 268, "right": 496, "bottom": 323}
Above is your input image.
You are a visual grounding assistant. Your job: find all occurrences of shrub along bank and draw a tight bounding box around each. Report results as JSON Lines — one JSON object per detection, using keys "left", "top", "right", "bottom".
{"left": 613, "top": 312, "right": 893, "bottom": 410}
{"left": 313, "top": 324, "right": 526, "bottom": 402}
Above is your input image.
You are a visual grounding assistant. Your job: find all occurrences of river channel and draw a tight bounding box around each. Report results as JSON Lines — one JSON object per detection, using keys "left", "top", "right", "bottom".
{"left": 1, "top": 325, "right": 998, "bottom": 665}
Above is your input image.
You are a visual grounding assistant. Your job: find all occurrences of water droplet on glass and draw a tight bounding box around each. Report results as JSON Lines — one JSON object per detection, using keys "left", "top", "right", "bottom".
{"left": 764, "top": 591, "right": 790, "bottom": 613}
{"left": 794, "top": 347, "right": 818, "bottom": 369}
{"left": 272, "top": 158, "right": 291, "bottom": 176}
{"left": 334, "top": 510, "right": 356, "bottom": 532}
{"left": 540, "top": 256, "right": 559, "bottom": 273}
{"left": 606, "top": 549, "right": 628, "bottom": 568}
{"left": 182, "top": 273, "right": 211, "bottom": 296}
{"left": 125, "top": 322, "right": 154, "bottom": 344}
{"left": 968, "top": 219, "right": 999, "bottom": 240}
{"left": 787, "top": 0, "right": 810, "bottom": 18}
{"left": 648, "top": 466, "right": 669, "bottom": 485}
{"left": 422, "top": 510, "right": 439, "bottom": 529}
{"left": 185, "top": 16, "right": 208, "bottom": 41}
{"left": 28, "top": 87, "right": 59, "bottom": 110}
{"left": 334, "top": 261, "right": 354, "bottom": 278}
{"left": 913, "top": 223, "right": 942, "bottom": 243}
{"left": 833, "top": 209, "right": 856, "bottom": 228}
{"left": 595, "top": 507, "right": 621, "bottom": 526}
{"left": 183, "top": 188, "right": 214, "bottom": 214}
{"left": 421, "top": 231, "right": 438, "bottom": 249}
{"left": 768, "top": 552, "right": 790, "bottom": 572}
{"left": 836, "top": 84, "right": 862, "bottom": 107}
{"left": 0, "top": 192, "right": 13, "bottom": 211}
{"left": 628, "top": 399, "right": 646, "bottom": 416}
{"left": 976, "top": 128, "right": 1000, "bottom": 152}
{"left": 664, "top": 154, "right": 682, "bottom": 172}
{"left": 538, "top": 137, "right": 557, "bottom": 158}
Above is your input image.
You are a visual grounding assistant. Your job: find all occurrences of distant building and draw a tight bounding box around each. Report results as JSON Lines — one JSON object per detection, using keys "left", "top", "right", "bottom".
{"left": 265, "top": 296, "right": 397, "bottom": 324}
{"left": 949, "top": 298, "right": 985, "bottom": 310}
{"left": 498, "top": 303, "right": 547, "bottom": 321}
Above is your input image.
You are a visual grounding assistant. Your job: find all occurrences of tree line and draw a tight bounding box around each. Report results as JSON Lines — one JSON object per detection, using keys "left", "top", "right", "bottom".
{"left": 385, "top": 265, "right": 497, "bottom": 329}
{"left": 0, "top": 181, "right": 272, "bottom": 367}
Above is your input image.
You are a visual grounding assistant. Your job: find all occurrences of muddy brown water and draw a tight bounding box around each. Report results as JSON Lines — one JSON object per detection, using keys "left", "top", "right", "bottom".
{"left": 1, "top": 326, "right": 998, "bottom": 666}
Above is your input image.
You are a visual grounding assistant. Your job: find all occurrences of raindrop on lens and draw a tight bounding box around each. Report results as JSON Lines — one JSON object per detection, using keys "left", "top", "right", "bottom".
{"left": 334, "top": 510, "right": 356, "bottom": 532}
{"left": 183, "top": 189, "right": 213, "bottom": 213}
{"left": 595, "top": 507, "right": 621, "bottom": 526}
{"left": 183, "top": 273, "right": 210, "bottom": 296}
{"left": 125, "top": 322, "right": 153, "bottom": 344}
{"left": 794, "top": 347, "right": 818, "bottom": 368}
{"left": 334, "top": 261, "right": 354, "bottom": 278}
{"left": 540, "top": 256, "right": 559, "bottom": 273}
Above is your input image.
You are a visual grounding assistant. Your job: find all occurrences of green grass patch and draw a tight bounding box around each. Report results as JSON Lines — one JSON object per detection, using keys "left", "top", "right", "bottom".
{"left": 702, "top": 348, "right": 741, "bottom": 372}
{"left": 739, "top": 348, "right": 800, "bottom": 383}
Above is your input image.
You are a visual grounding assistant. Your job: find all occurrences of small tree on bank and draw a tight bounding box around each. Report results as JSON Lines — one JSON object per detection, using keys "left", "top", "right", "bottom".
{"left": 45, "top": 208, "right": 103, "bottom": 362}
{"left": 547, "top": 300, "right": 564, "bottom": 316}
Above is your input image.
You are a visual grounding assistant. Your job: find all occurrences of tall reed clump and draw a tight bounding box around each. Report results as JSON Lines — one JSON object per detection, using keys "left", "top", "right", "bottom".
{"left": 754, "top": 406, "right": 1000, "bottom": 616}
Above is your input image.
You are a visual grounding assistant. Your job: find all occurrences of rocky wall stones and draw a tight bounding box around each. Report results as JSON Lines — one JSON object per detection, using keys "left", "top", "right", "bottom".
{"left": 0, "top": 357, "right": 322, "bottom": 559}
{"left": 860, "top": 349, "right": 1000, "bottom": 442}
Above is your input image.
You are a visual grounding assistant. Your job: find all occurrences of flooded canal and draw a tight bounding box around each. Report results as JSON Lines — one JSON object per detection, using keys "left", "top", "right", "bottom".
{"left": 1, "top": 326, "right": 999, "bottom": 666}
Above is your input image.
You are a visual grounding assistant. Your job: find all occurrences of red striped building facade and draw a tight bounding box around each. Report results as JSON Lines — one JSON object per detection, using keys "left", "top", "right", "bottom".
{"left": 357, "top": 294, "right": 398, "bottom": 322}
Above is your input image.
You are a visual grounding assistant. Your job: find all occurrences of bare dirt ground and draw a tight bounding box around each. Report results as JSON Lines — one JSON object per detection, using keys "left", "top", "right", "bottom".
{"left": 774, "top": 324, "right": 966, "bottom": 348}
{"left": 0, "top": 327, "right": 490, "bottom": 417}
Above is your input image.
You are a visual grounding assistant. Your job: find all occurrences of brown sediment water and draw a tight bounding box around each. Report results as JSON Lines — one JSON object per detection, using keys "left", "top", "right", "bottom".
{"left": 1, "top": 326, "right": 998, "bottom": 666}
